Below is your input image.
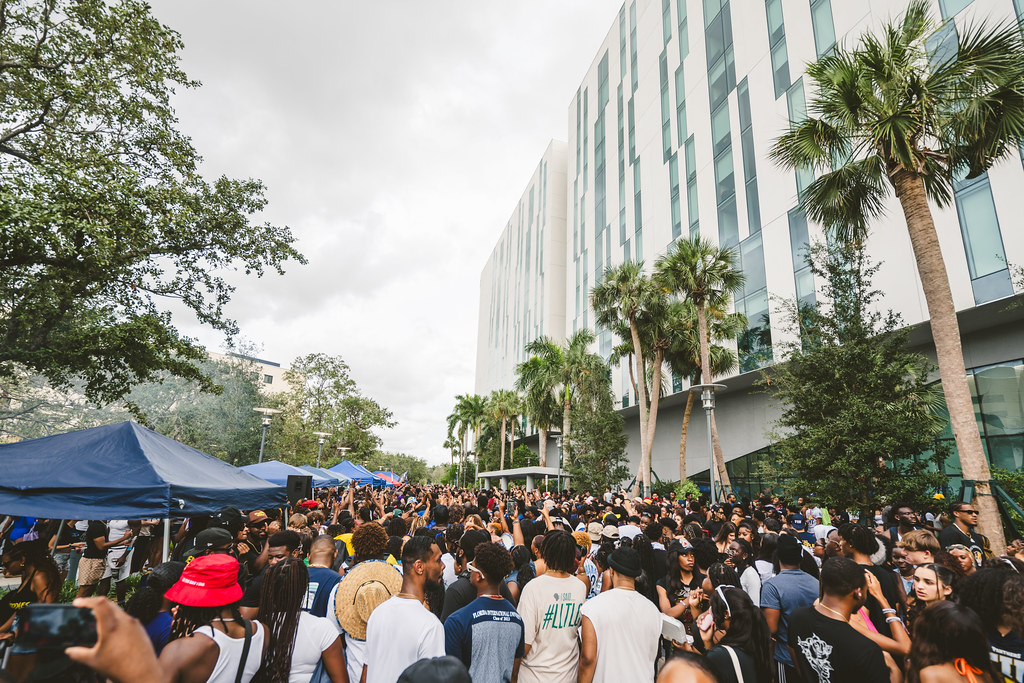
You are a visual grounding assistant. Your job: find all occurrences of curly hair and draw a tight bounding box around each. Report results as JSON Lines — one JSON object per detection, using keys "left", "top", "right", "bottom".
{"left": 257, "top": 559, "right": 308, "bottom": 683}
{"left": 125, "top": 561, "right": 185, "bottom": 625}
{"left": 473, "top": 541, "right": 513, "bottom": 584}
{"left": 959, "top": 565, "right": 1024, "bottom": 634}
{"left": 571, "top": 531, "right": 592, "bottom": 553}
{"left": 541, "top": 530, "right": 577, "bottom": 574}
{"left": 351, "top": 521, "right": 388, "bottom": 559}
{"left": 908, "top": 601, "right": 1000, "bottom": 683}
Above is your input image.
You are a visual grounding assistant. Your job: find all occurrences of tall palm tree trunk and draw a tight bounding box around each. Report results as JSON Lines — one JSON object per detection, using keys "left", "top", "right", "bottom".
{"left": 500, "top": 417, "right": 507, "bottom": 470}
{"left": 679, "top": 389, "right": 695, "bottom": 482}
{"left": 698, "top": 304, "right": 733, "bottom": 493}
{"left": 644, "top": 350, "right": 665, "bottom": 488}
{"left": 562, "top": 391, "right": 571, "bottom": 466}
{"left": 630, "top": 322, "right": 652, "bottom": 495}
{"left": 893, "top": 171, "right": 1003, "bottom": 552}
{"left": 538, "top": 427, "right": 548, "bottom": 467}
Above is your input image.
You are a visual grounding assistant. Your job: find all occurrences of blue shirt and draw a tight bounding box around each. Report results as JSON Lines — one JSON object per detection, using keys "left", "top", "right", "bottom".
{"left": 304, "top": 566, "right": 342, "bottom": 618}
{"left": 760, "top": 569, "right": 820, "bottom": 666}
{"left": 444, "top": 596, "right": 524, "bottom": 683}
{"left": 144, "top": 611, "right": 173, "bottom": 655}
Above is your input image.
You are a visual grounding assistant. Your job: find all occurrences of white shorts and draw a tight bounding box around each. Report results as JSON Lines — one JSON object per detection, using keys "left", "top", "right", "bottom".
{"left": 101, "top": 549, "right": 133, "bottom": 581}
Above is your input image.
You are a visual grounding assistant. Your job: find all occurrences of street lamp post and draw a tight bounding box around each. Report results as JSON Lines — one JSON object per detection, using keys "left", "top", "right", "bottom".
{"left": 336, "top": 445, "right": 350, "bottom": 462}
{"left": 690, "top": 384, "right": 727, "bottom": 505}
{"left": 312, "top": 432, "right": 332, "bottom": 468}
{"left": 556, "top": 435, "right": 564, "bottom": 492}
{"left": 253, "top": 408, "right": 282, "bottom": 463}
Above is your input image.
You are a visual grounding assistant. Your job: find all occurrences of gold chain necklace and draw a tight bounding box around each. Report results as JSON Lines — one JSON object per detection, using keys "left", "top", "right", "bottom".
{"left": 817, "top": 602, "right": 848, "bottom": 622}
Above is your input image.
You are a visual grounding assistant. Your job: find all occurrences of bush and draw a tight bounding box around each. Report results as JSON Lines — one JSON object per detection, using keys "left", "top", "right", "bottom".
{"left": 652, "top": 479, "right": 701, "bottom": 500}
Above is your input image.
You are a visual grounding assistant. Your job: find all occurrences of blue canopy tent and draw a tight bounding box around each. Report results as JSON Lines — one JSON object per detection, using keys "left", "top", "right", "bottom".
{"left": 0, "top": 421, "right": 287, "bottom": 561}
{"left": 326, "top": 460, "right": 377, "bottom": 486}
{"left": 240, "top": 460, "right": 334, "bottom": 488}
{"left": 298, "top": 465, "right": 347, "bottom": 487}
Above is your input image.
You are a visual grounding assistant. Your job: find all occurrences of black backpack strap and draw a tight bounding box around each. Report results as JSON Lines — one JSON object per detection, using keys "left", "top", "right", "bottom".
{"left": 234, "top": 619, "right": 253, "bottom": 683}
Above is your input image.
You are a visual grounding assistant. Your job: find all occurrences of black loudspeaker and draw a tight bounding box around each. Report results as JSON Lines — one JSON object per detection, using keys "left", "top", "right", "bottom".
{"left": 286, "top": 475, "right": 312, "bottom": 504}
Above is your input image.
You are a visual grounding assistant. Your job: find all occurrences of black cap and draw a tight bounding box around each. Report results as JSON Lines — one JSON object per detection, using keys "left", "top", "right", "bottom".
{"left": 607, "top": 547, "right": 643, "bottom": 578}
{"left": 777, "top": 533, "right": 804, "bottom": 565}
{"left": 195, "top": 527, "right": 233, "bottom": 550}
{"left": 397, "top": 656, "right": 471, "bottom": 683}
{"left": 210, "top": 506, "right": 244, "bottom": 535}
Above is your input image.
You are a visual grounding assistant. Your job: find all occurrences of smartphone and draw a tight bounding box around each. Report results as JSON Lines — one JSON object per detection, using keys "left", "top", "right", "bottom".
{"left": 507, "top": 499, "right": 518, "bottom": 517}
{"left": 14, "top": 604, "right": 97, "bottom": 652}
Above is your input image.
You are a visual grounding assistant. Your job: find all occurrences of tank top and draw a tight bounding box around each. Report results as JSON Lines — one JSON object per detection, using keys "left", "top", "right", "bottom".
{"left": 193, "top": 621, "right": 264, "bottom": 683}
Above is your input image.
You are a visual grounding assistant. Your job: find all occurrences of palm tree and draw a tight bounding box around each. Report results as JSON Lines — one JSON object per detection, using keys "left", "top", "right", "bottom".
{"left": 770, "top": 0, "right": 1024, "bottom": 550}
{"left": 488, "top": 389, "right": 521, "bottom": 470}
{"left": 591, "top": 261, "right": 669, "bottom": 496}
{"left": 522, "top": 329, "right": 604, "bottom": 467}
{"left": 447, "top": 393, "right": 487, "bottom": 485}
{"left": 515, "top": 355, "right": 561, "bottom": 467}
{"left": 656, "top": 236, "right": 745, "bottom": 493}
{"left": 664, "top": 297, "right": 745, "bottom": 485}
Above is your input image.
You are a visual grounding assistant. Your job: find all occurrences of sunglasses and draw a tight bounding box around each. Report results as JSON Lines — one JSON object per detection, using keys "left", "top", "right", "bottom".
{"left": 715, "top": 585, "right": 732, "bottom": 618}
{"left": 466, "top": 561, "right": 484, "bottom": 578}
{"left": 946, "top": 544, "right": 969, "bottom": 552}
{"left": 959, "top": 509, "right": 979, "bottom": 515}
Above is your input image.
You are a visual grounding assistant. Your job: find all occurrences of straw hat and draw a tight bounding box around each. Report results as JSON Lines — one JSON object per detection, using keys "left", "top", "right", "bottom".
{"left": 334, "top": 559, "right": 402, "bottom": 640}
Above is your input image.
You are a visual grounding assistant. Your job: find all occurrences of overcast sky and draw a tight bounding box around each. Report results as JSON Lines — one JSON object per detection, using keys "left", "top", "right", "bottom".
{"left": 148, "top": 1, "right": 622, "bottom": 465}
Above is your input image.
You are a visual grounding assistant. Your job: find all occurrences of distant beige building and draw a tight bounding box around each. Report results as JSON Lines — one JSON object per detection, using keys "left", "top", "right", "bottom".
{"left": 207, "top": 351, "right": 291, "bottom": 395}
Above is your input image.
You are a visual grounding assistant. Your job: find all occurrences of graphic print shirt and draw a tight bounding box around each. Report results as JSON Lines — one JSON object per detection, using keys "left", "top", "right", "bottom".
{"left": 444, "top": 596, "right": 525, "bottom": 683}
{"left": 788, "top": 606, "right": 889, "bottom": 683}
{"left": 516, "top": 573, "right": 587, "bottom": 683}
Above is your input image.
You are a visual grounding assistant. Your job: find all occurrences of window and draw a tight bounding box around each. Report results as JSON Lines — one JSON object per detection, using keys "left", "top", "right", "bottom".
{"left": 630, "top": 2, "right": 639, "bottom": 93}
{"left": 711, "top": 103, "right": 731, "bottom": 155}
{"left": 765, "top": 0, "right": 785, "bottom": 44}
{"left": 675, "top": 66, "right": 688, "bottom": 145}
{"left": 677, "top": 0, "right": 689, "bottom": 60}
{"left": 771, "top": 41, "right": 790, "bottom": 98}
{"left": 662, "top": 0, "right": 673, "bottom": 44}
{"left": 789, "top": 208, "right": 815, "bottom": 305}
{"left": 938, "top": 0, "right": 974, "bottom": 18}
{"left": 620, "top": 7, "right": 628, "bottom": 79}
{"left": 718, "top": 197, "right": 739, "bottom": 247}
{"left": 810, "top": 0, "right": 835, "bottom": 57}
{"left": 714, "top": 151, "right": 735, "bottom": 203}
{"left": 598, "top": 52, "right": 609, "bottom": 109}
{"left": 952, "top": 174, "right": 1013, "bottom": 304}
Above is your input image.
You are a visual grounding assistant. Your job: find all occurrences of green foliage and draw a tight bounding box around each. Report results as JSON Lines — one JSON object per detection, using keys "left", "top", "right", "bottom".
{"left": 764, "top": 243, "right": 949, "bottom": 515}
{"left": 0, "top": 0, "right": 305, "bottom": 407}
{"left": 652, "top": 479, "right": 701, "bottom": 499}
{"left": 994, "top": 468, "right": 1024, "bottom": 506}
{"left": 565, "top": 383, "right": 630, "bottom": 493}
{"left": 276, "top": 354, "right": 395, "bottom": 466}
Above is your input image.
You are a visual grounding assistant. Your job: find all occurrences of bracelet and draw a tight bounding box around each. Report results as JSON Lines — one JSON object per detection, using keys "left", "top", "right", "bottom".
{"left": 886, "top": 616, "right": 902, "bottom": 624}
{"left": 882, "top": 608, "right": 897, "bottom": 615}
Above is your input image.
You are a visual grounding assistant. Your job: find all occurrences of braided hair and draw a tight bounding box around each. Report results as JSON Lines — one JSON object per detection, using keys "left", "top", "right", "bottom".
{"left": 256, "top": 558, "right": 308, "bottom": 683}
{"left": 169, "top": 603, "right": 245, "bottom": 642}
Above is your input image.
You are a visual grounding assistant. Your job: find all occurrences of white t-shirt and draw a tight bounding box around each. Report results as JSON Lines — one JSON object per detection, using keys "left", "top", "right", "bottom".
{"left": 441, "top": 553, "right": 458, "bottom": 588}
{"left": 363, "top": 596, "right": 444, "bottom": 683}
{"left": 580, "top": 588, "right": 661, "bottom": 683}
{"left": 739, "top": 565, "right": 761, "bottom": 606}
{"left": 287, "top": 612, "right": 339, "bottom": 683}
{"left": 754, "top": 559, "right": 774, "bottom": 583}
{"left": 325, "top": 583, "right": 367, "bottom": 683}
{"left": 517, "top": 573, "right": 587, "bottom": 683}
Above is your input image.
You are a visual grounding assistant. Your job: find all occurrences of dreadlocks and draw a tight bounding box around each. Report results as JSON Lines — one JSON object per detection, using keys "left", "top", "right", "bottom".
{"left": 256, "top": 558, "right": 308, "bottom": 683}
{"left": 169, "top": 603, "right": 244, "bottom": 641}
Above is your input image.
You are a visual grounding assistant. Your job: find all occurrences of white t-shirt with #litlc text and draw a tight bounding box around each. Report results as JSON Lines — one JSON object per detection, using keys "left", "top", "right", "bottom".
{"left": 287, "top": 612, "right": 340, "bottom": 683}
{"left": 580, "top": 588, "right": 662, "bottom": 683}
{"left": 364, "top": 596, "right": 444, "bottom": 683}
{"left": 517, "top": 573, "right": 587, "bottom": 683}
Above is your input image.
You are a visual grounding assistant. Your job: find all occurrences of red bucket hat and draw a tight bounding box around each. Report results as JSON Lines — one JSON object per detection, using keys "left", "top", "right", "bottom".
{"left": 165, "top": 554, "right": 242, "bottom": 607}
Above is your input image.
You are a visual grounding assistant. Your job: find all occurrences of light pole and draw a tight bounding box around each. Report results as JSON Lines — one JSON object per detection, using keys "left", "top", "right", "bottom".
{"left": 313, "top": 432, "right": 332, "bottom": 468}
{"left": 336, "top": 445, "right": 350, "bottom": 462}
{"left": 253, "top": 407, "right": 282, "bottom": 463}
{"left": 556, "top": 434, "right": 564, "bottom": 492}
{"left": 690, "top": 384, "right": 726, "bottom": 505}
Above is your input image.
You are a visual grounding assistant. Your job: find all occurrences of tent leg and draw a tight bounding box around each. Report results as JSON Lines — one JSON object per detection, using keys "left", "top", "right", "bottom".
{"left": 51, "top": 520, "right": 65, "bottom": 557}
{"left": 162, "top": 518, "right": 171, "bottom": 564}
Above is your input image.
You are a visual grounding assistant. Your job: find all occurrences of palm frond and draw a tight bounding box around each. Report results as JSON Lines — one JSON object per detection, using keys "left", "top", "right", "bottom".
{"left": 800, "top": 156, "right": 889, "bottom": 243}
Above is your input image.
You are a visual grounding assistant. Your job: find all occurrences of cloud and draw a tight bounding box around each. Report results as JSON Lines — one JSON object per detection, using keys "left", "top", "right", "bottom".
{"left": 150, "top": 0, "right": 622, "bottom": 465}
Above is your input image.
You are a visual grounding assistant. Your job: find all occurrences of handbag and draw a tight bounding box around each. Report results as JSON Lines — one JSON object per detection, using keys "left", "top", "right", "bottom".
{"left": 722, "top": 645, "right": 744, "bottom": 683}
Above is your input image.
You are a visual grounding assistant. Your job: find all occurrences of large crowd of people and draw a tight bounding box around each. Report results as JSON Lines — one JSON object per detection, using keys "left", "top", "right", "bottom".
{"left": 1, "top": 484, "right": 1024, "bottom": 682}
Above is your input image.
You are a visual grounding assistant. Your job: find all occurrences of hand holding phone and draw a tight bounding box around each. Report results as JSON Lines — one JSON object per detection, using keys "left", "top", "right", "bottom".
{"left": 15, "top": 604, "right": 98, "bottom": 652}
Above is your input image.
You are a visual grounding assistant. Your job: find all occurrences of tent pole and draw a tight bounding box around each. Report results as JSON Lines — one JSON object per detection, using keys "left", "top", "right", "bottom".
{"left": 162, "top": 518, "right": 171, "bottom": 563}
{"left": 51, "top": 520, "right": 65, "bottom": 557}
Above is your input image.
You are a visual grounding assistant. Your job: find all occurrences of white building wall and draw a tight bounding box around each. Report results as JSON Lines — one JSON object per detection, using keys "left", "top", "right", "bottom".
{"left": 474, "top": 141, "right": 569, "bottom": 397}
{"left": 479, "top": 0, "right": 1024, "bottom": 483}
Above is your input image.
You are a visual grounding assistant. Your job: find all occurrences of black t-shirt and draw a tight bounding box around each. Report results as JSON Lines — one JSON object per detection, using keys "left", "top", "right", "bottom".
{"left": 863, "top": 564, "right": 900, "bottom": 634}
{"left": 707, "top": 645, "right": 761, "bottom": 683}
{"left": 788, "top": 606, "right": 889, "bottom": 683}
{"left": 440, "top": 573, "right": 515, "bottom": 621}
{"left": 656, "top": 571, "right": 705, "bottom": 624}
{"left": 84, "top": 521, "right": 108, "bottom": 559}
{"left": 241, "top": 567, "right": 265, "bottom": 608}
{"left": 938, "top": 524, "right": 986, "bottom": 567}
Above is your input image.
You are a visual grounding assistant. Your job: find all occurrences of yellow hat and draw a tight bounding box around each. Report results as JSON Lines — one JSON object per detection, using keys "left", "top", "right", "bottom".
{"left": 932, "top": 493, "right": 945, "bottom": 500}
